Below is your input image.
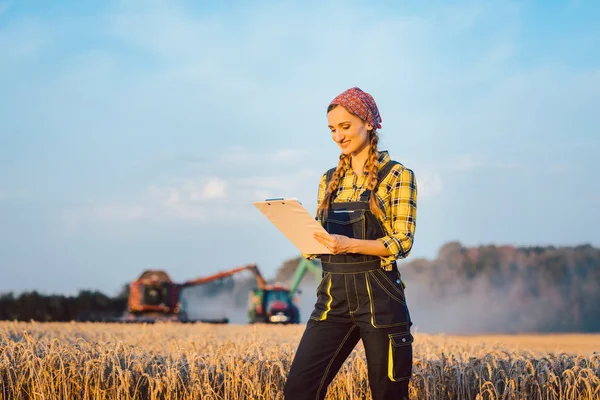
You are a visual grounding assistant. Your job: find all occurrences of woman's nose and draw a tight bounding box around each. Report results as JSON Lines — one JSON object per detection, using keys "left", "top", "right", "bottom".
{"left": 333, "top": 131, "right": 344, "bottom": 142}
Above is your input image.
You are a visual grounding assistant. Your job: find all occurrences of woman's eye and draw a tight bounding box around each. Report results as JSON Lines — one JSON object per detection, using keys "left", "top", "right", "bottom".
{"left": 342, "top": 125, "right": 350, "bottom": 130}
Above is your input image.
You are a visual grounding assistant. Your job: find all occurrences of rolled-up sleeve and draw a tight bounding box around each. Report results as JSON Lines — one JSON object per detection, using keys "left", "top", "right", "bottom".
{"left": 377, "top": 167, "right": 417, "bottom": 260}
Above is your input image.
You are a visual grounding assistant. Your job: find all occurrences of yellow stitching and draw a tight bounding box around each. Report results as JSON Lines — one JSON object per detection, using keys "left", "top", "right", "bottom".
{"left": 315, "top": 272, "right": 330, "bottom": 295}
{"left": 324, "top": 215, "right": 365, "bottom": 225}
{"left": 365, "top": 273, "right": 406, "bottom": 328}
{"left": 315, "top": 325, "right": 357, "bottom": 400}
{"left": 362, "top": 215, "right": 366, "bottom": 239}
{"left": 388, "top": 332, "right": 413, "bottom": 382}
{"left": 370, "top": 272, "right": 405, "bottom": 305}
{"left": 344, "top": 274, "right": 352, "bottom": 315}
{"left": 365, "top": 273, "right": 376, "bottom": 328}
{"left": 377, "top": 269, "right": 405, "bottom": 298}
{"left": 325, "top": 271, "right": 378, "bottom": 275}
{"left": 322, "top": 259, "right": 381, "bottom": 265}
{"left": 352, "top": 274, "right": 360, "bottom": 313}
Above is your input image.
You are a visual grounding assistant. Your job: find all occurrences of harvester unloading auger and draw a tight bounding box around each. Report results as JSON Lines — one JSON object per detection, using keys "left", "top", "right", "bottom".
{"left": 91, "top": 259, "right": 322, "bottom": 324}
{"left": 116, "top": 263, "right": 261, "bottom": 323}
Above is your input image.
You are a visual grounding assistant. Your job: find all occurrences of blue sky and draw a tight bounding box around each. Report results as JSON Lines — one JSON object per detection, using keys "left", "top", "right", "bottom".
{"left": 1, "top": 0, "right": 599, "bottom": 296}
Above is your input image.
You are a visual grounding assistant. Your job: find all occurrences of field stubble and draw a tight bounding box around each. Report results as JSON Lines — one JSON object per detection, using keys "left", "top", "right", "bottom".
{"left": 0, "top": 322, "right": 599, "bottom": 399}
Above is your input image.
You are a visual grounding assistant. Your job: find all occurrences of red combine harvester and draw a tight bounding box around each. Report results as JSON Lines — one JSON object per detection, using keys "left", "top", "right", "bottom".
{"left": 117, "top": 263, "right": 259, "bottom": 323}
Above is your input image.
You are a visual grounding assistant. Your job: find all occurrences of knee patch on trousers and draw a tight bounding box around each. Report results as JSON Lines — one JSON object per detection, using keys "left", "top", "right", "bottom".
{"left": 387, "top": 331, "right": 413, "bottom": 382}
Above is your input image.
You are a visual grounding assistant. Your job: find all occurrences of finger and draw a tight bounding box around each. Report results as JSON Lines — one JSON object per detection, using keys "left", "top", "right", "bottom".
{"left": 315, "top": 236, "right": 331, "bottom": 248}
{"left": 314, "top": 232, "right": 329, "bottom": 241}
{"left": 314, "top": 233, "right": 328, "bottom": 243}
{"left": 315, "top": 233, "right": 331, "bottom": 244}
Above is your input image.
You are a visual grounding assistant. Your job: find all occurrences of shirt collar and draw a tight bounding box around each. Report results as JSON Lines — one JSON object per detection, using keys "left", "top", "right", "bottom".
{"left": 378, "top": 150, "right": 390, "bottom": 165}
{"left": 345, "top": 150, "right": 390, "bottom": 176}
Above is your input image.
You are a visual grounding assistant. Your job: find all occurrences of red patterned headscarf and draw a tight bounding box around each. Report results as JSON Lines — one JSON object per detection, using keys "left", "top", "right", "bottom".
{"left": 329, "top": 87, "right": 382, "bottom": 130}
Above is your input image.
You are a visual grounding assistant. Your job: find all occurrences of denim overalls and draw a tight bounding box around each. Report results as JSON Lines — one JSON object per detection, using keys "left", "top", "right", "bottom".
{"left": 284, "top": 161, "right": 414, "bottom": 400}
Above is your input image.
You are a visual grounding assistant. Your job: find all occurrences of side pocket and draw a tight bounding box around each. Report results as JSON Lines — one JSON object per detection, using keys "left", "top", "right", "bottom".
{"left": 388, "top": 331, "right": 413, "bottom": 382}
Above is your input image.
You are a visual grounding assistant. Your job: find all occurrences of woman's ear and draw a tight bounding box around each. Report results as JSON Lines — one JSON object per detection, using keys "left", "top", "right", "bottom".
{"left": 366, "top": 124, "right": 373, "bottom": 131}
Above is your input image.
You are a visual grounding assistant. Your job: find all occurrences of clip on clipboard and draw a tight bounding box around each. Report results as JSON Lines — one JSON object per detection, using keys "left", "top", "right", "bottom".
{"left": 253, "top": 198, "right": 332, "bottom": 254}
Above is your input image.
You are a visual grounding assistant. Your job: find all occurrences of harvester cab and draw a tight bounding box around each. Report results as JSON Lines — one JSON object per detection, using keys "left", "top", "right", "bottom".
{"left": 249, "top": 283, "right": 297, "bottom": 324}
{"left": 127, "top": 270, "right": 180, "bottom": 321}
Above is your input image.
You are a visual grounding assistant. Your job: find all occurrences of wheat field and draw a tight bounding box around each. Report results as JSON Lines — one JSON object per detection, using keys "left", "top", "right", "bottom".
{"left": 0, "top": 322, "right": 598, "bottom": 400}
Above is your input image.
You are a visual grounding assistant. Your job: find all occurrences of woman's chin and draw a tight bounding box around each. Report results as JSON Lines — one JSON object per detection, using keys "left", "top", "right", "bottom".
{"left": 339, "top": 146, "right": 354, "bottom": 155}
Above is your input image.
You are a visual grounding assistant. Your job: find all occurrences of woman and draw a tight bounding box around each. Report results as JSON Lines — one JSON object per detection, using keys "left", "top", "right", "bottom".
{"left": 283, "top": 87, "right": 417, "bottom": 400}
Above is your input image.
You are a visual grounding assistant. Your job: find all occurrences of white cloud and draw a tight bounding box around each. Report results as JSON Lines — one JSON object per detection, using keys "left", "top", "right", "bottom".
{"left": 197, "top": 178, "right": 227, "bottom": 200}
{"left": 76, "top": 159, "right": 439, "bottom": 225}
{"left": 71, "top": 155, "right": 319, "bottom": 224}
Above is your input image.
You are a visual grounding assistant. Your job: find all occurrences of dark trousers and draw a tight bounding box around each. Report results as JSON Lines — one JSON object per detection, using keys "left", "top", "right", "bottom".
{"left": 283, "top": 318, "right": 412, "bottom": 400}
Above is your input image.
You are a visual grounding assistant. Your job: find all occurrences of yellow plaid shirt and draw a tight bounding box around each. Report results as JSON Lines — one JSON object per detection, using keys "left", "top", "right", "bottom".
{"left": 307, "top": 150, "right": 417, "bottom": 271}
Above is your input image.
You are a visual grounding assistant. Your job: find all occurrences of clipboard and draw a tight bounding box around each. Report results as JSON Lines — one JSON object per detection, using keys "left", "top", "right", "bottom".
{"left": 253, "top": 198, "right": 332, "bottom": 254}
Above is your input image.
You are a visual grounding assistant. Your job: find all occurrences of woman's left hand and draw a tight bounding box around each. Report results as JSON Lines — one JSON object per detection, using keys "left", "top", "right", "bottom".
{"left": 314, "top": 232, "right": 352, "bottom": 254}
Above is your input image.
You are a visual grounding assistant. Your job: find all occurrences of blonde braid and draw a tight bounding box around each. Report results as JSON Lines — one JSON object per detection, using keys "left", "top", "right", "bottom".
{"left": 317, "top": 154, "right": 351, "bottom": 218}
{"left": 366, "top": 131, "right": 385, "bottom": 221}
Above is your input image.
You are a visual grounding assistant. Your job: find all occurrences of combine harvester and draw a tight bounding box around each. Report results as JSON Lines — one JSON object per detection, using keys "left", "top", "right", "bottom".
{"left": 114, "top": 264, "right": 260, "bottom": 323}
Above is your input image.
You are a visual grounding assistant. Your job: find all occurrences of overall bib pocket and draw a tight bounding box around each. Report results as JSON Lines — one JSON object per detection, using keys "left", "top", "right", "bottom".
{"left": 388, "top": 331, "right": 413, "bottom": 382}
{"left": 324, "top": 209, "right": 366, "bottom": 240}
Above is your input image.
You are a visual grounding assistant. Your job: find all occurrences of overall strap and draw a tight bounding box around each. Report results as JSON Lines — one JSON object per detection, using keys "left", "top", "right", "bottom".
{"left": 374, "top": 160, "right": 400, "bottom": 191}
{"left": 360, "top": 160, "right": 401, "bottom": 200}
{"left": 325, "top": 167, "right": 337, "bottom": 188}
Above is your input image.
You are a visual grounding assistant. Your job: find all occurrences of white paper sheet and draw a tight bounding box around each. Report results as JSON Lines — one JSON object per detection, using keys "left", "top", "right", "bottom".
{"left": 253, "top": 198, "right": 332, "bottom": 254}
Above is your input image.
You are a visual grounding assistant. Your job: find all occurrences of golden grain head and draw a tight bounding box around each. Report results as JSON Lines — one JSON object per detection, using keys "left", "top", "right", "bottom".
{"left": 0, "top": 322, "right": 598, "bottom": 400}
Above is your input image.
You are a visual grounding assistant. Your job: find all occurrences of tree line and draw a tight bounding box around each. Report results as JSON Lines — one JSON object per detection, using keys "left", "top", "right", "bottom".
{"left": 1, "top": 242, "right": 599, "bottom": 332}
{"left": 0, "top": 289, "right": 128, "bottom": 322}
{"left": 399, "top": 242, "right": 600, "bottom": 332}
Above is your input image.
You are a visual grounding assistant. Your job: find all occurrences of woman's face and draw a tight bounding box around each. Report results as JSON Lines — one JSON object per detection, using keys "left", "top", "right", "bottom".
{"left": 327, "top": 105, "right": 372, "bottom": 156}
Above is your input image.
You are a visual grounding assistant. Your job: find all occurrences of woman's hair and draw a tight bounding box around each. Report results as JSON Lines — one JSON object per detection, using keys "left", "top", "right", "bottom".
{"left": 317, "top": 104, "right": 385, "bottom": 221}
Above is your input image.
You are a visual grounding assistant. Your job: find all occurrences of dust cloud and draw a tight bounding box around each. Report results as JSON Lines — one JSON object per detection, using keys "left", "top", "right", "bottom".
{"left": 404, "top": 273, "right": 560, "bottom": 334}
{"left": 178, "top": 278, "right": 320, "bottom": 325}
{"left": 178, "top": 272, "right": 555, "bottom": 333}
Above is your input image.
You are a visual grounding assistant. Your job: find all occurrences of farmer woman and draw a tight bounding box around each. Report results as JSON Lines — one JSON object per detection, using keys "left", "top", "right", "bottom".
{"left": 283, "top": 87, "right": 417, "bottom": 400}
